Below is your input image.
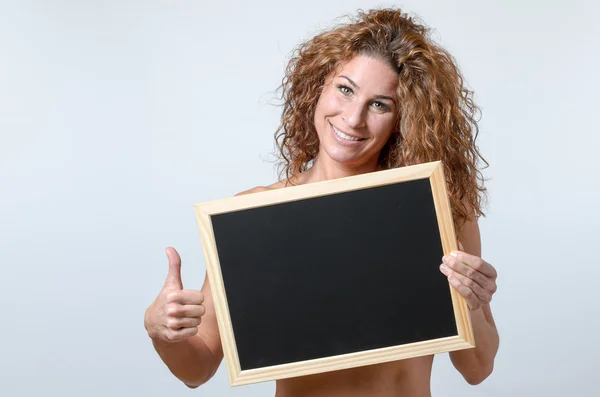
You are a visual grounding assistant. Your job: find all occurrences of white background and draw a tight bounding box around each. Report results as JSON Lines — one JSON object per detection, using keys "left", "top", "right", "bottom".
{"left": 1, "top": 0, "right": 598, "bottom": 396}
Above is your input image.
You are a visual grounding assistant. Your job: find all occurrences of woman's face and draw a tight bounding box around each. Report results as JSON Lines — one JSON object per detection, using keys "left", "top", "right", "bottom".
{"left": 313, "top": 55, "right": 398, "bottom": 170}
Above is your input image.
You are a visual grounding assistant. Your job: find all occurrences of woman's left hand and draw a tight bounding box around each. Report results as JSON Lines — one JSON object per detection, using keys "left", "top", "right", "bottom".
{"left": 439, "top": 243, "right": 498, "bottom": 310}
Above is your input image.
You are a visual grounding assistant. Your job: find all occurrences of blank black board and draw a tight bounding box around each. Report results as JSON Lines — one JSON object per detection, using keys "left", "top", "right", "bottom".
{"left": 211, "top": 178, "right": 457, "bottom": 371}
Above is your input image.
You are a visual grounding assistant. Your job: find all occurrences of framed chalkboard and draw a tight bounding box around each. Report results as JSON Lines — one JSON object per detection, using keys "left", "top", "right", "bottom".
{"left": 194, "top": 161, "right": 474, "bottom": 386}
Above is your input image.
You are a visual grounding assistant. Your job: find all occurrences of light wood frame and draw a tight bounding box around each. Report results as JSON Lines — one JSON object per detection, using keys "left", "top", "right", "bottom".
{"left": 194, "top": 161, "right": 475, "bottom": 386}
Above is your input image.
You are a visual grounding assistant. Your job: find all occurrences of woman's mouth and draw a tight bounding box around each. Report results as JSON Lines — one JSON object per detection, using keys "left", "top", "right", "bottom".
{"left": 330, "top": 122, "right": 366, "bottom": 145}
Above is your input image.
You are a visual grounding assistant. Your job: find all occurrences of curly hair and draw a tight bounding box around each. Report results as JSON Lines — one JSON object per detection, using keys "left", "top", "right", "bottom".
{"left": 273, "top": 8, "right": 488, "bottom": 229}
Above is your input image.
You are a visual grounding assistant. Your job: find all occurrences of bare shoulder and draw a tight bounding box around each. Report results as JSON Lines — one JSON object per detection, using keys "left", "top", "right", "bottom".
{"left": 234, "top": 180, "right": 288, "bottom": 197}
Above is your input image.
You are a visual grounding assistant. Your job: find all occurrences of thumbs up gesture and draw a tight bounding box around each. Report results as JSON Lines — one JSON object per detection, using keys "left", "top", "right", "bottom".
{"left": 144, "top": 247, "right": 206, "bottom": 343}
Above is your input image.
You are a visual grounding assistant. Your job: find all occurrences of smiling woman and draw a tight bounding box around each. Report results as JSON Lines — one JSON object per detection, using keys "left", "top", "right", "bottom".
{"left": 144, "top": 7, "right": 499, "bottom": 397}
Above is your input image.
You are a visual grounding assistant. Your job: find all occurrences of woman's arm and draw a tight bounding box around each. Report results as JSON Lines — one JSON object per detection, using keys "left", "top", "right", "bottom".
{"left": 149, "top": 327, "right": 222, "bottom": 388}
{"left": 442, "top": 216, "right": 499, "bottom": 385}
{"left": 145, "top": 265, "right": 224, "bottom": 388}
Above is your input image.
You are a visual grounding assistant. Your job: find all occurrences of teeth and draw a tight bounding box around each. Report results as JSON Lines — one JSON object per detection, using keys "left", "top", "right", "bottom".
{"left": 332, "top": 125, "right": 361, "bottom": 141}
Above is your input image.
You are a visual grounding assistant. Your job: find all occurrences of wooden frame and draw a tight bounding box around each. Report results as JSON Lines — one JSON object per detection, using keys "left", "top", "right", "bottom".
{"left": 194, "top": 161, "right": 474, "bottom": 386}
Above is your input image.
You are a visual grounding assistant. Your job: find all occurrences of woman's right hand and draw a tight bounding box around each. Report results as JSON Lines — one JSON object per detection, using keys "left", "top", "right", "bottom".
{"left": 144, "top": 247, "right": 206, "bottom": 343}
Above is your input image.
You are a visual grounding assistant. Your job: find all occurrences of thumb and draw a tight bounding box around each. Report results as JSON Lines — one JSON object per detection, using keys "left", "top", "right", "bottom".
{"left": 457, "top": 240, "right": 465, "bottom": 252}
{"left": 164, "top": 247, "right": 183, "bottom": 289}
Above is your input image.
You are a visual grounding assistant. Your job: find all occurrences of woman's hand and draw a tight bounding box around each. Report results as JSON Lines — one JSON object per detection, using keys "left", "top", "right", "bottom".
{"left": 144, "top": 247, "right": 206, "bottom": 343}
{"left": 439, "top": 243, "right": 498, "bottom": 310}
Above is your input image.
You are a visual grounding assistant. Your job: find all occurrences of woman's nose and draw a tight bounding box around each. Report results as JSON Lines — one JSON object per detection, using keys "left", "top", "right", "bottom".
{"left": 342, "top": 101, "right": 367, "bottom": 129}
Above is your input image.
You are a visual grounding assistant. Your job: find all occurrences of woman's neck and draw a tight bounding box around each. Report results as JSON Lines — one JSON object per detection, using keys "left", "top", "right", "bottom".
{"left": 298, "top": 156, "right": 379, "bottom": 184}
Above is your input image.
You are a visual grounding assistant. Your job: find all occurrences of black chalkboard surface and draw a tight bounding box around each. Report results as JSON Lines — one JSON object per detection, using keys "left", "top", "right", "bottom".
{"left": 194, "top": 161, "right": 474, "bottom": 386}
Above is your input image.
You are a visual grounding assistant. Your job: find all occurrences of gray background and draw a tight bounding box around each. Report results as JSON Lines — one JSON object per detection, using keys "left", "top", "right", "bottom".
{"left": 1, "top": 0, "right": 598, "bottom": 396}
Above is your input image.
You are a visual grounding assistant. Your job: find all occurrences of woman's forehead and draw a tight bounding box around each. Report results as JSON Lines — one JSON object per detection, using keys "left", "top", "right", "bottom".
{"left": 329, "top": 55, "right": 399, "bottom": 94}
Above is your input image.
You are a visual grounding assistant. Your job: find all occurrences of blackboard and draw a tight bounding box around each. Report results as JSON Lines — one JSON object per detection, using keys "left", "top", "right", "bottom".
{"left": 194, "top": 161, "right": 474, "bottom": 386}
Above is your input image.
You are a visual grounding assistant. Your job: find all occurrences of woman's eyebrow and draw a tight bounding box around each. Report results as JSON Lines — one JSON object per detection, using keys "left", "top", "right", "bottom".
{"left": 339, "top": 75, "right": 360, "bottom": 89}
{"left": 374, "top": 94, "right": 396, "bottom": 104}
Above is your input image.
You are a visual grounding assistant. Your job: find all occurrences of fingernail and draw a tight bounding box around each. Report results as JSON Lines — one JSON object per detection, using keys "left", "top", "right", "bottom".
{"left": 450, "top": 251, "right": 458, "bottom": 257}
{"left": 440, "top": 264, "right": 449, "bottom": 273}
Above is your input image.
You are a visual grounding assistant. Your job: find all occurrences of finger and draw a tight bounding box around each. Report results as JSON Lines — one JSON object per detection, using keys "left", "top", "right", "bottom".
{"left": 449, "top": 250, "right": 497, "bottom": 279}
{"left": 166, "top": 290, "right": 204, "bottom": 305}
{"left": 167, "top": 317, "right": 202, "bottom": 330}
{"left": 440, "top": 264, "right": 479, "bottom": 309}
{"left": 164, "top": 247, "right": 184, "bottom": 289}
{"left": 167, "top": 304, "right": 206, "bottom": 318}
{"left": 165, "top": 327, "right": 199, "bottom": 342}
{"left": 442, "top": 255, "right": 490, "bottom": 291}
{"left": 441, "top": 265, "right": 492, "bottom": 303}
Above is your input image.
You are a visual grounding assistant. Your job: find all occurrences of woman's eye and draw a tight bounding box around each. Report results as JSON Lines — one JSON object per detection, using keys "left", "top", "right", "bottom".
{"left": 337, "top": 85, "right": 353, "bottom": 95}
{"left": 371, "top": 101, "right": 389, "bottom": 111}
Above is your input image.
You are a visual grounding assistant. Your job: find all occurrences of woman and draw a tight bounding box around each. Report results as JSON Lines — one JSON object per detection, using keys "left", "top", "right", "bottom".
{"left": 144, "top": 8, "right": 499, "bottom": 396}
